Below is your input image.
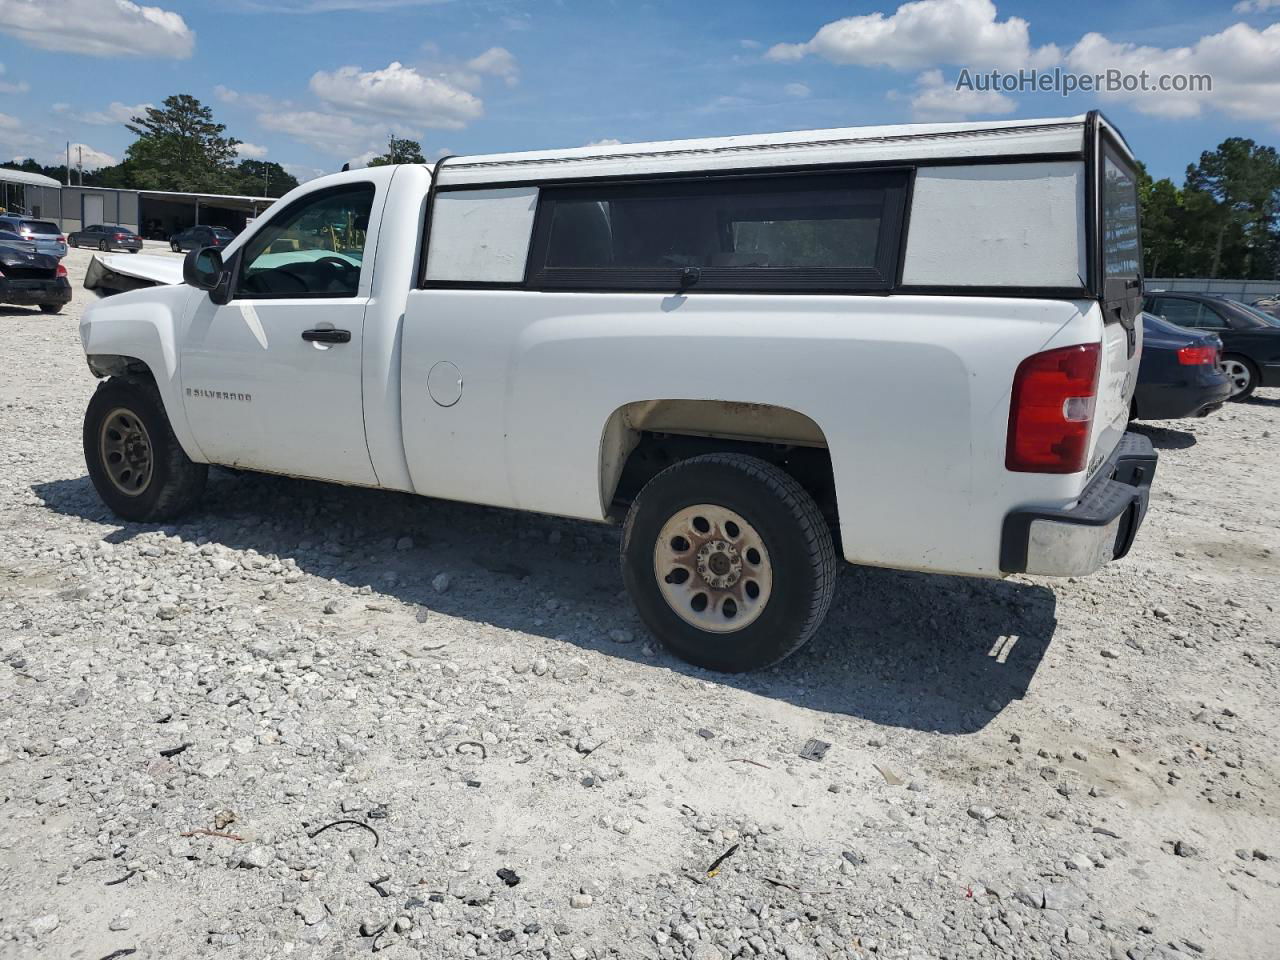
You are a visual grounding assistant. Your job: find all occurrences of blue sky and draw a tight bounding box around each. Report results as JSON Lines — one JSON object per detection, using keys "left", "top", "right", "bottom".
{"left": 1, "top": 0, "right": 1278, "bottom": 184}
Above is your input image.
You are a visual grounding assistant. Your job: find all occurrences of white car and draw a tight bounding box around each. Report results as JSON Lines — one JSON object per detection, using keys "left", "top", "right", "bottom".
{"left": 78, "top": 111, "right": 1155, "bottom": 672}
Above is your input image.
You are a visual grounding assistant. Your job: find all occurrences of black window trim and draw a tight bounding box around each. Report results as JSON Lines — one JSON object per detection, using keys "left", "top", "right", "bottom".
{"left": 229, "top": 180, "right": 376, "bottom": 302}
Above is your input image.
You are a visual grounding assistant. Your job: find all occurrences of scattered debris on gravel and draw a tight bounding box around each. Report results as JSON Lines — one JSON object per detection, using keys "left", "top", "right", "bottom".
{"left": 1, "top": 248, "right": 1277, "bottom": 958}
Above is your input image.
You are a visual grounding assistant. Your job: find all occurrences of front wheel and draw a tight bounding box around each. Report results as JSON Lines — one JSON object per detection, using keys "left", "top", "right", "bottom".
{"left": 98, "top": 240, "right": 109, "bottom": 251}
{"left": 621, "top": 453, "right": 837, "bottom": 672}
{"left": 170, "top": 241, "right": 180, "bottom": 252}
{"left": 1222, "top": 355, "right": 1258, "bottom": 401}
{"left": 38, "top": 304, "right": 62, "bottom": 315}
{"left": 83, "top": 378, "right": 208, "bottom": 522}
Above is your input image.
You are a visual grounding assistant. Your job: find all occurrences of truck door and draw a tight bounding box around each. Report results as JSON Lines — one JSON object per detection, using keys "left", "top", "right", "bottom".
{"left": 179, "top": 180, "right": 382, "bottom": 486}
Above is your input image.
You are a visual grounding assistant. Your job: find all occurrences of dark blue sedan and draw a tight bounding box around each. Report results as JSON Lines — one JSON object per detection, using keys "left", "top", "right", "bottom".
{"left": 1131, "top": 312, "right": 1232, "bottom": 421}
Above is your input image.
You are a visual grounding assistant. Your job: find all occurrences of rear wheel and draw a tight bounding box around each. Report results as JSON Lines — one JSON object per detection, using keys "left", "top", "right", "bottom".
{"left": 68, "top": 236, "right": 77, "bottom": 248}
{"left": 1222, "top": 355, "right": 1258, "bottom": 401}
{"left": 83, "top": 378, "right": 207, "bottom": 522}
{"left": 170, "top": 240, "right": 180, "bottom": 252}
{"left": 38, "top": 304, "right": 62, "bottom": 315}
{"left": 621, "top": 453, "right": 836, "bottom": 672}
{"left": 98, "top": 240, "right": 109, "bottom": 251}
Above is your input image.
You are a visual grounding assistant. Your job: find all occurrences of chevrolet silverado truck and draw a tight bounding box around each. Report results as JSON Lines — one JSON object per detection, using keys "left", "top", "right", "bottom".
{"left": 78, "top": 112, "right": 1156, "bottom": 672}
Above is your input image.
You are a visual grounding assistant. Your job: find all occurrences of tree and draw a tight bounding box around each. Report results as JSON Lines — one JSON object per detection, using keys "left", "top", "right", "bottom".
{"left": 1182, "top": 138, "right": 1280, "bottom": 279}
{"left": 235, "top": 160, "right": 299, "bottom": 198}
{"left": 117, "top": 94, "right": 242, "bottom": 193}
{"left": 367, "top": 136, "right": 427, "bottom": 167}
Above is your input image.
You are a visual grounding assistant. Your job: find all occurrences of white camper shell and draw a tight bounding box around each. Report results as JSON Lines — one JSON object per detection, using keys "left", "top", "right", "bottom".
{"left": 79, "top": 111, "right": 1156, "bottom": 672}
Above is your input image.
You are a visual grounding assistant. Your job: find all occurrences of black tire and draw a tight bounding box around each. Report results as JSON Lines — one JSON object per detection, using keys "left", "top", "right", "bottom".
{"left": 621, "top": 453, "right": 836, "bottom": 672}
{"left": 170, "top": 241, "right": 180, "bottom": 252}
{"left": 38, "top": 304, "right": 63, "bottom": 315}
{"left": 1223, "top": 354, "right": 1258, "bottom": 401}
{"left": 98, "top": 240, "right": 109, "bottom": 251}
{"left": 83, "top": 377, "right": 208, "bottom": 522}
{"left": 68, "top": 237, "right": 77, "bottom": 248}
{"left": 128, "top": 249, "right": 139, "bottom": 254}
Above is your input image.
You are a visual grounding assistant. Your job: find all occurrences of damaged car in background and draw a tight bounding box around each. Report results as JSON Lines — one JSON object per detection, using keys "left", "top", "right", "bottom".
{"left": 0, "top": 226, "right": 71, "bottom": 314}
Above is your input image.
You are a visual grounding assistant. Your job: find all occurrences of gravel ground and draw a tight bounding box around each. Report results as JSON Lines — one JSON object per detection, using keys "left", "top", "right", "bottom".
{"left": 1, "top": 247, "right": 1277, "bottom": 960}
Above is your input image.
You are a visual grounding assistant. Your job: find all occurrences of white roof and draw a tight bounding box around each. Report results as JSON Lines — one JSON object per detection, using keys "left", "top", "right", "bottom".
{"left": 0, "top": 168, "right": 61, "bottom": 189}
{"left": 436, "top": 115, "right": 1098, "bottom": 188}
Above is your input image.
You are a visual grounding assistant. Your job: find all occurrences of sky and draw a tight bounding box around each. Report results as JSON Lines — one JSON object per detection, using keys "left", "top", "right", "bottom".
{"left": 0, "top": 0, "right": 1278, "bottom": 185}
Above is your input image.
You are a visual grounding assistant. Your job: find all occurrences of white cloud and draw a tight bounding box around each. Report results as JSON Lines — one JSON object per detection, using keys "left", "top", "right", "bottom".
{"left": 236, "top": 142, "right": 269, "bottom": 159}
{"left": 345, "top": 149, "right": 380, "bottom": 168}
{"left": 899, "top": 68, "right": 1016, "bottom": 120}
{"left": 784, "top": 82, "right": 811, "bottom": 98}
{"left": 282, "top": 162, "right": 328, "bottom": 183}
{"left": 766, "top": 0, "right": 1058, "bottom": 71}
{"left": 78, "top": 101, "right": 151, "bottom": 126}
{"left": 1064, "top": 23, "right": 1280, "bottom": 124}
{"left": 739, "top": 39, "right": 762, "bottom": 50}
{"left": 1233, "top": 0, "right": 1280, "bottom": 11}
{"left": 0, "top": 0, "right": 194, "bottom": 59}
{"left": 0, "top": 112, "right": 19, "bottom": 129}
{"left": 64, "top": 142, "right": 117, "bottom": 170}
{"left": 585, "top": 138, "right": 622, "bottom": 147}
{"left": 258, "top": 109, "right": 388, "bottom": 157}
{"left": 466, "top": 46, "right": 519, "bottom": 87}
{"left": 310, "top": 61, "right": 483, "bottom": 129}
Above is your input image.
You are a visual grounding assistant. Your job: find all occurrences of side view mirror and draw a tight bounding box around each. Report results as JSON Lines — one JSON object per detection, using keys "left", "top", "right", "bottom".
{"left": 183, "top": 246, "right": 232, "bottom": 304}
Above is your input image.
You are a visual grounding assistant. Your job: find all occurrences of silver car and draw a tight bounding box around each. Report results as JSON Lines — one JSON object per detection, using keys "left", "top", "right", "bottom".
{"left": 0, "top": 216, "right": 67, "bottom": 258}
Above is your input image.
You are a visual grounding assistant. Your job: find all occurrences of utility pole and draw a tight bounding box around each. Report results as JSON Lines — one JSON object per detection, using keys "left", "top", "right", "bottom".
{"left": 263, "top": 165, "right": 270, "bottom": 196}
{"left": 388, "top": 132, "right": 397, "bottom": 164}
{"left": 65, "top": 142, "right": 71, "bottom": 186}
{"left": 76, "top": 145, "right": 83, "bottom": 186}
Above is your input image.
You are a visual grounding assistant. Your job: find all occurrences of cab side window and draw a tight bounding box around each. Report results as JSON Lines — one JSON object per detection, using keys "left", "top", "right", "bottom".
{"left": 236, "top": 184, "right": 375, "bottom": 299}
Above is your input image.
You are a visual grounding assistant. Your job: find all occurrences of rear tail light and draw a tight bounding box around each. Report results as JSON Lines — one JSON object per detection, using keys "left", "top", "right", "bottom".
{"left": 56, "top": 263, "right": 68, "bottom": 278}
{"left": 1006, "top": 343, "right": 1101, "bottom": 474}
{"left": 1177, "top": 345, "right": 1217, "bottom": 366}
{"left": 57, "top": 236, "right": 66, "bottom": 243}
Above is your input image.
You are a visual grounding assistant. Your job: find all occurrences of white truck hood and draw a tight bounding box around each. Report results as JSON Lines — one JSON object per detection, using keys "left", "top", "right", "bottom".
{"left": 84, "top": 252, "right": 184, "bottom": 297}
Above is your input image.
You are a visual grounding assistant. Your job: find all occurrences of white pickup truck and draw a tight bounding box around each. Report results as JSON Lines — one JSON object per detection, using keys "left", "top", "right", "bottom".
{"left": 79, "top": 111, "right": 1156, "bottom": 672}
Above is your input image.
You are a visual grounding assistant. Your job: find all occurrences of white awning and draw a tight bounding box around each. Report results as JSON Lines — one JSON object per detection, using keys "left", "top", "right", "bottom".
{"left": 0, "top": 168, "right": 61, "bottom": 188}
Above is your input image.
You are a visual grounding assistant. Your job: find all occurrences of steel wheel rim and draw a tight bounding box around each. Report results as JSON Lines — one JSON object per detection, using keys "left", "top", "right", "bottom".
{"left": 99, "top": 407, "right": 154, "bottom": 497}
{"left": 653, "top": 504, "right": 773, "bottom": 633}
{"left": 1222, "top": 359, "right": 1250, "bottom": 396}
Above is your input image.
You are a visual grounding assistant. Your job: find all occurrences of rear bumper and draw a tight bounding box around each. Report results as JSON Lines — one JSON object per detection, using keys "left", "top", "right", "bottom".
{"left": 1262, "top": 362, "right": 1280, "bottom": 388}
{"left": 0, "top": 277, "right": 72, "bottom": 306}
{"left": 1000, "top": 432, "right": 1157, "bottom": 576}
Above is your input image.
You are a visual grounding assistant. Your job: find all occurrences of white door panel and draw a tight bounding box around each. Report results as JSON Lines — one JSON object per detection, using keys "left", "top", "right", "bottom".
{"left": 180, "top": 295, "right": 376, "bottom": 484}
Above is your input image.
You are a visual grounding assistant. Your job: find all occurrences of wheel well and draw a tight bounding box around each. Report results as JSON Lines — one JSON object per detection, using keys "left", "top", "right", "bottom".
{"left": 86, "top": 354, "right": 155, "bottom": 382}
{"left": 601, "top": 400, "right": 837, "bottom": 528}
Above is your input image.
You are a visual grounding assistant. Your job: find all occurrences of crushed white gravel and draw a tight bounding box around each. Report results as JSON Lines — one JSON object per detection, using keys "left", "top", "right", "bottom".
{"left": 1, "top": 245, "right": 1278, "bottom": 960}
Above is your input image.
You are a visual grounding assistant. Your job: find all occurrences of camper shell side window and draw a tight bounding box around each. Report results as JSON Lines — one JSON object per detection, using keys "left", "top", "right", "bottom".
{"left": 523, "top": 171, "right": 908, "bottom": 293}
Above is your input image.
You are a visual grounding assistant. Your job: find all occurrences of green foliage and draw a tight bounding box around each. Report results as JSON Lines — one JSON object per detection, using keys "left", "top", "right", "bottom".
{"left": 366, "top": 137, "right": 427, "bottom": 167}
{"left": 116, "top": 94, "right": 243, "bottom": 193}
{"left": 234, "top": 160, "right": 299, "bottom": 198}
{"left": 1142, "top": 138, "right": 1280, "bottom": 280}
